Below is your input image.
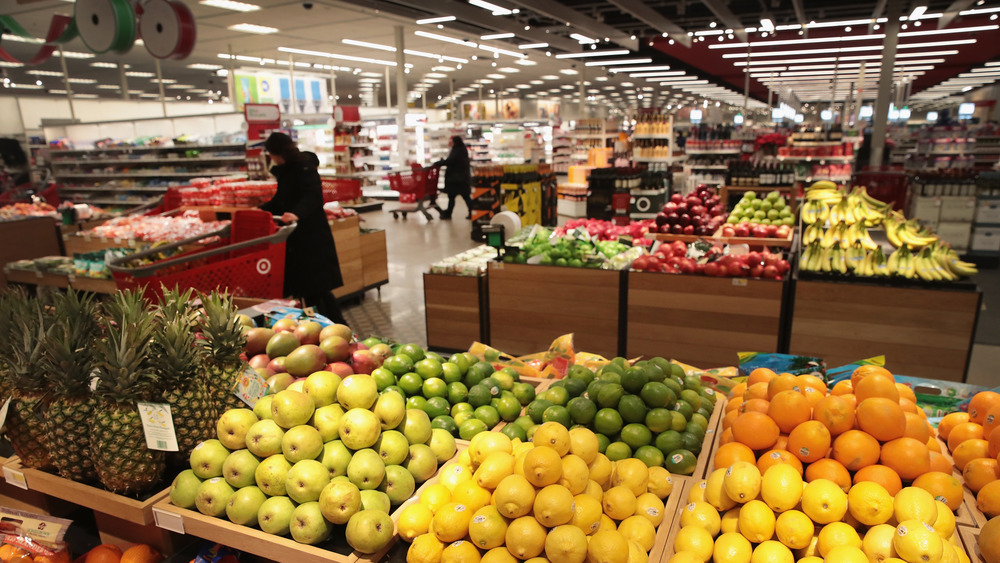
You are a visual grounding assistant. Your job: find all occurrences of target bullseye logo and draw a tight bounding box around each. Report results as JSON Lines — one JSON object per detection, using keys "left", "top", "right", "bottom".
{"left": 256, "top": 259, "right": 272, "bottom": 275}
{"left": 635, "top": 197, "right": 651, "bottom": 213}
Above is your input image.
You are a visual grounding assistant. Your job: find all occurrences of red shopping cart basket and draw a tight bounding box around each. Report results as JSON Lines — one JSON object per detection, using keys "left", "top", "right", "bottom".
{"left": 387, "top": 167, "right": 442, "bottom": 220}
{"left": 108, "top": 210, "right": 293, "bottom": 301}
{"left": 851, "top": 169, "right": 910, "bottom": 211}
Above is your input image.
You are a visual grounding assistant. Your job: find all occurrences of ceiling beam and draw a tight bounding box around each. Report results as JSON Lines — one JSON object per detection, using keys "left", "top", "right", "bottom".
{"left": 791, "top": 0, "right": 807, "bottom": 25}
{"left": 938, "top": 0, "right": 977, "bottom": 28}
{"left": 699, "top": 0, "right": 748, "bottom": 41}
{"left": 604, "top": 0, "right": 692, "bottom": 47}
{"left": 503, "top": 0, "right": 639, "bottom": 50}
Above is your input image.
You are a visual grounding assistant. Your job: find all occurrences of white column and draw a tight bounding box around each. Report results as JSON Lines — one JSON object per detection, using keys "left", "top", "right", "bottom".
{"left": 871, "top": 0, "right": 902, "bottom": 169}
{"left": 394, "top": 26, "right": 408, "bottom": 167}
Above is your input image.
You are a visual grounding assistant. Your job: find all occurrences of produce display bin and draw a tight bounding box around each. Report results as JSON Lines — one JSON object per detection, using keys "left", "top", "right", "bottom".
{"left": 647, "top": 476, "right": 695, "bottom": 563}
{"left": 789, "top": 279, "right": 982, "bottom": 381}
{"left": 627, "top": 273, "right": 787, "bottom": 370}
{"left": 0, "top": 216, "right": 63, "bottom": 288}
{"left": 487, "top": 263, "right": 623, "bottom": 359}
{"left": 331, "top": 216, "right": 364, "bottom": 299}
{"left": 4, "top": 267, "right": 118, "bottom": 294}
{"left": 424, "top": 273, "right": 487, "bottom": 352}
{"left": 959, "top": 525, "right": 986, "bottom": 563}
{"left": 360, "top": 229, "right": 389, "bottom": 290}
{"left": 934, "top": 437, "right": 986, "bottom": 529}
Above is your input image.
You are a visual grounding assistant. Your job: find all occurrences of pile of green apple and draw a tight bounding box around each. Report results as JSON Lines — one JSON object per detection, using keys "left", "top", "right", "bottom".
{"left": 726, "top": 190, "right": 795, "bottom": 226}
{"left": 169, "top": 372, "right": 456, "bottom": 554}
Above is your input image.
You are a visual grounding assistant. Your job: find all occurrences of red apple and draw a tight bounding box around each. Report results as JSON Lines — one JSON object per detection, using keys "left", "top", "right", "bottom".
{"left": 671, "top": 224, "right": 684, "bottom": 234}
{"left": 670, "top": 193, "right": 683, "bottom": 204}
{"left": 683, "top": 225, "right": 695, "bottom": 235}
{"left": 762, "top": 265, "right": 779, "bottom": 279}
{"left": 763, "top": 253, "right": 781, "bottom": 267}
{"left": 671, "top": 241, "right": 687, "bottom": 256}
{"left": 721, "top": 226, "right": 736, "bottom": 237}
{"left": 727, "top": 262, "right": 744, "bottom": 277}
{"left": 776, "top": 259, "right": 791, "bottom": 275}
{"left": 703, "top": 262, "right": 721, "bottom": 277}
{"left": 765, "top": 225, "right": 778, "bottom": 238}
{"left": 734, "top": 224, "right": 750, "bottom": 237}
{"left": 750, "top": 264, "right": 764, "bottom": 278}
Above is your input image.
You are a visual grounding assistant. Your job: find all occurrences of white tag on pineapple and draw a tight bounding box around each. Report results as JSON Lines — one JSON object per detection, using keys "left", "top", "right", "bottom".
{"left": 137, "top": 402, "right": 179, "bottom": 452}
{"left": 0, "top": 397, "right": 11, "bottom": 430}
{"left": 2, "top": 466, "right": 27, "bottom": 490}
{"left": 232, "top": 366, "right": 269, "bottom": 408}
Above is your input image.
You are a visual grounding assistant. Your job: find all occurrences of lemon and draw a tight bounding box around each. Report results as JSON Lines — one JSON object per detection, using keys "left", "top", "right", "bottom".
{"left": 586, "top": 530, "right": 630, "bottom": 563}
{"left": 523, "top": 446, "right": 563, "bottom": 487}
{"left": 597, "top": 514, "right": 617, "bottom": 534}
{"left": 618, "top": 515, "right": 656, "bottom": 552}
{"left": 524, "top": 558, "right": 549, "bottom": 563}
{"left": 626, "top": 540, "right": 648, "bottom": 563}
{"left": 724, "top": 461, "right": 762, "bottom": 503}
{"left": 440, "top": 463, "right": 475, "bottom": 492}
{"left": 569, "top": 428, "right": 600, "bottom": 464}
{"left": 673, "top": 526, "right": 714, "bottom": 562}
{"left": 751, "top": 540, "right": 793, "bottom": 563}
{"left": 534, "top": 484, "right": 575, "bottom": 527}
{"left": 481, "top": 547, "right": 518, "bottom": 563}
{"left": 738, "top": 499, "right": 776, "bottom": 543}
{"left": 534, "top": 422, "right": 571, "bottom": 455}
{"left": 633, "top": 492, "right": 665, "bottom": 527}
{"left": 584, "top": 480, "right": 605, "bottom": 501}
{"left": 602, "top": 485, "right": 638, "bottom": 520}
{"left": 797, "top": 557, "right": 823, "bottom": 563}
{"left": 761, "top": 464, "right": 802, "bottom": 513}
{"left": 571, "top": 494, "right": 604, "bottom": 535}
{"left": 544, "top": 524, "right": 588, "bottom": 563}
{"left": 720, "top": 506, "right": 741, "bottom": 534}
{"left": 800, "top": 479, "right": 848, "bottom": 524}
{"left": 687, "top": 480, "right": 708, "bottom": 504}
{"left": 680, "top": 502, "right": 722, "bottom": 537}
{"left": 421, "top": 484, "right": 453, "bottom": 514}
{"left": 505, "top": 516, "right": 547, "bottom": 560}
{"left": 513, "top": 440, "right": 534, "bottom": 457}
{"left": 817, "top": 522, "right": 862, "bottom": 557}
{"left": 795, "top": 534, "right": 820, "bottom": 559}
{"left": 560, "top": 455, "right": 591, "bottom": 495}
{"left": 667, "top": 552, "right": 704, "bottom": 563}
{"left": 409, "top": 533, "right": 446, "bottom": 563}
{"left": 434, "top": 503, "right": 474, "bottom": 542}
{"left": 469, "top": 506, "right": 509, "bottom": 550}
{"left": 932, "top": 500, "right": 956, "bottom": 539}
{"left": 894, "top": 487, "right": 938, "bottom": 526}
{"left": 713, "top": 532, "right": 752, "bottom": 563}
{"left": 823, "top": 545, "right": 868, "bottom": 563}
{"left": 862, "top": 524, "right": 899, "bottom": 562}
{"left": 705, "top": 468, "right": 737, "bottom": 512}
{"left": 459, "top": 449, "right": 473, "bottom": 467}
{"left": 399, "top": 503, "right": 435, "bottom": 541}
{"left": 893, "top": 520, "right": 944, "bottom": 563}
{"left": 588, "top": 454, "right": 613, "bottom": 487}
{"left": 848, "top": 481, "right": 894, "bottom": 526}
{"left": 493, "top": 474, "right": 536, "bottom": 519}
{"left": 645, "top": 466, "right": 673, "bottom": 499}
{"left": 471, "top": 432, "right": 513, "bottom": 467}
{"left": 442, "top": 540, "right": 482, "bottom": 563}
{"left": 475, "top": 452, "right": 516, "bottom": 490}
{"left": 939, "top": 541, "right": 960, "bottom": 563}
{"left": 453, "top": 481, "right": 493, "bottom": 513}
{"left": 774, "top": 510, "right": 814, "bottom": 550}
{"left": 612, "top": 459, "right": 650, "bottom": 496}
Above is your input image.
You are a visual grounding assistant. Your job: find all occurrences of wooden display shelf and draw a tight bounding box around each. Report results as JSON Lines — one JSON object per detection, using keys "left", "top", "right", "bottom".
{"left": 4, "top": 268, "right": 118, "bottom": 294}
{"left": 360, "top": 230, "right": 389, "bottom": 289}
{"left": 63, "top": 233, "right": 145, "bottom": 256}
{"left": 648, "top": 229, "right": 794, "bottom": 248}
{"left": 789, "top": 279, "right": 981, "bottom": 382}
{"left": 934, "top": 436, "right": 987, "bottom": 529}
{"left": 647, "top": 476, "right": 695, "bottom": 563}
{"left": 424, "top": 273, "right": 487, "bottom": 352}
{"left": 626, "top": 272, "right": 787, "bottom": 370}
{"left": 332, "top": 216, "right": 364, "bottom": 299}
{"left": 693, "top": 397, "right": 726, "bottom": 480}
{"left": 0, "top": 216, "right": 62, "bottom": 289}
{"left": 959, "top": 525, "right": 986, "bottom": 563}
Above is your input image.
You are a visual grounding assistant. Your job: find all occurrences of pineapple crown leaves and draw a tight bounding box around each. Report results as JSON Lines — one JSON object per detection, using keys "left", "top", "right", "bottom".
{"left": 7, "top": 298, "right": 55, "bottom": 393}
{"left": 156, "top": 286, "right": 199, "bottom": 330}
{"left": 93, "top": 290, "right": 160, "bottom": 403}
{"left": 40, "top": 289, "right": 102, "bottom": 396}
{"left": 198, "top": 292, "right": 246, "bottom": 365}
{"left": 151, "top": 311, "right": 206, "bottom": 388}
{"left": 0, "top": 287, "right": 31, "bottom": 372}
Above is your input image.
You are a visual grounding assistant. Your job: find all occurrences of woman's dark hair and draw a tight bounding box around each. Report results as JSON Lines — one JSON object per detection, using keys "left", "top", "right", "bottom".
{"left": 265, "top": 132, "right": 300, "bottom": 161}
{"left": 450, "top": 136, "right": 466, "bottom": 149}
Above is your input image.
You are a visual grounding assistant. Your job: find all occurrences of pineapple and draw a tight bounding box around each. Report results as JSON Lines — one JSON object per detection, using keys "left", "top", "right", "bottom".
{"left": 91, "top": 290, "right": 165, "bottom": 494}
{"left": 199, "top": 293, "right": 249, "bottom": 414}
{"left": 151, "top": 288, "right": 216, "bottom": 462}
{"left": 4, "top": 298, "right": 55, "bottom": 470}
{"left": 41, "top": 290, "right": 101, "bottom": 482}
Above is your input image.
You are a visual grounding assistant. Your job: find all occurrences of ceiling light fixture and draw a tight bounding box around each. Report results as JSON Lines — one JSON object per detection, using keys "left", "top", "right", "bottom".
{"left": 630, "top": 71, "right": 686, "bottom": 77}
{"left": 227, "top": 23, "right": 278, "bottom": 34}
{"left": 416, "top": 16, "right": 456, "bottom": 24}
{"left": 584, "top": 58, "right": 652, "bottom": 67}
{"left": 555, "top": 49, "right": 630, "bottom": 59}
{"left": 609, "top": 65, "right": 672, "bottom": 73}
{"left": 760, "top": 18, "right": 775, "bottom": 32}
{"left": 480, "top": 32, "right": 515, "bottom": 40}
{"left": 57, "top": 51, "right": 95, "bottom": 59}
{"left": 199, "top": 0, "right": 259, "bottom": 11}
{"left": 468, "top": 0, "right": 513, "bottom": 15}
{"left": 125, "top": 71, "right": 155, "bottom": 77}
{"left": 415, "top": 30, "right": 478, "bottom": 48}
{"left": 26, "top": 70, "right": 64, "bottom": 77}
{"left": 570, "top": 33, "right": 599, "bottom": 44}
{"left": 560, "top": 69, "right": 579, "bottom": 75}
{"left": 519, "top": 43, "right": 549, "bottom": 49}
{"left": 899, "top": 24, "right": 998, "bottom": 37}
{"left": 277, "top": 46, "right": 398, "bottom": 66}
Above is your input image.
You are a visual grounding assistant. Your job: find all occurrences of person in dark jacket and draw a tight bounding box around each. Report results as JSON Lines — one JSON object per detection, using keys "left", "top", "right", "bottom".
{"left": 259, "top": 132, "right": 346, "bottom": 324}
{"left": 433, "top": 136, "right": 472, "bottom": 220}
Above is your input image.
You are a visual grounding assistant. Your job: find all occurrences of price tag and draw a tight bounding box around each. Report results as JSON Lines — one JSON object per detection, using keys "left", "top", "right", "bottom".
{"left": 137, "top": 402, "right": 179, "bottom": 452}
{"left": 732, "top": 278, "right": 748, "bottom": 287}
{"left": 3, "top": 466, "right": 27, "bottom": 490}
{"left": 153, "top": 507, "right": 185, "bottom": 534}
{"left": 231, "top": 366, "right": 268, "bottom": 408}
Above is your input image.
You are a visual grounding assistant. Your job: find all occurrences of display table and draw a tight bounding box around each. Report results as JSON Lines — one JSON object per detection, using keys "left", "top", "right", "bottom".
{"left": 0, "top": 217, "right": 63, "bottom": 288}
{"left": 4, "top": 267, "right": 118, "bottom": 293}
{"left": 424, "top": 273, "right": 487, "bottom": 351}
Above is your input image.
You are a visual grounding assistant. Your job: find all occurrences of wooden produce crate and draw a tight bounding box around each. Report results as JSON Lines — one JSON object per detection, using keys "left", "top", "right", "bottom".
{"left": 789, "top": 280, "right": 981, "bottom": 382}
{"left": 62, "top": 233, "right": 145, "bottom": 256}
{"left": 691, "top": 397, "right": 726, "bottom": 480}
{"left": 627, "top": 272, "right": 787, "bottom": 370}
{"left": 424, "top": 273, "right": 487, "bottom": 352}
{"left": 648, "top": 229, "right": 795, "bottom": 249}
{"left": 360, "top": 230, "right": 388, "bottom": 289}
{"left": 487, "top": 263, "right": 622, "bottom": 359}
{"left": 647, "top": 476, "right": 694, "bottom": 563}
{"left": 332, "top": 216, "right": 364, "bottom": 299}
{"left": 0, "top": 216, "right": 62, "bottom": 288}
{"left": 959, "top": 525, "right": 986, "bottom": 563}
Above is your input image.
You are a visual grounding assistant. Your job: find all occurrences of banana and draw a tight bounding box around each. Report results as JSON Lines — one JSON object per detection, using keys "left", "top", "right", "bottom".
{"left": 856, "top": 225, "right": 879, "bottom": 251}
{"left": 897, "top": 219, "right": 938, "bottom": 248}
{"left": 884, "top": 221, "right": 904, "bottom": 248}
{"left": 819, "top": 246, "right": 832, "bottom": 273}
{"left": 887, "top": 248, "right": 900, "bottom": 274}
{"left": 811, "top": 180, "right": 839, "bottom": 191}
{"left": 818, "top": 203, "right": 831, "bottom": 225}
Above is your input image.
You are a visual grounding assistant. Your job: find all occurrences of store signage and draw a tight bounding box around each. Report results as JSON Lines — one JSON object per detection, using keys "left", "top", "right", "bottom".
{"left": 245, "top": 104, "right": 281, "bottom": 124}
{"left": 333, "top": 105, "right": 362, "bottom": 125}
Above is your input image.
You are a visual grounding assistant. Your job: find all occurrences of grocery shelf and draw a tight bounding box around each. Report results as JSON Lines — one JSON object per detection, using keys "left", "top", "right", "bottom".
{"left": 54, "top": 171, "right": 239, "bottom": 178}
{"left": 52, "top": 156, "right": 245, "bottom": 165}
{"left": 633, "top": 134, "right": 672, "bottom": 140}
{"left": 50, "top": 143, "right": 245, "bottom": 155}
{"left": 635, "top": 157, "right": 681, "bottom": 163}
{"left": 685, "top": 149, "right": 741, "bottom": 155}
{"left": 777, "top": 155, "right": 854, "bottom": 162}
{"left": 62, "top": 187, "right": 168, "bottom": 193}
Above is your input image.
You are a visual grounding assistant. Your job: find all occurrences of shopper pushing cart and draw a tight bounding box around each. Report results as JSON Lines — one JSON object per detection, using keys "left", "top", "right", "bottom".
{"left": 432, "top": 135, "right": 472, "bottom": 220}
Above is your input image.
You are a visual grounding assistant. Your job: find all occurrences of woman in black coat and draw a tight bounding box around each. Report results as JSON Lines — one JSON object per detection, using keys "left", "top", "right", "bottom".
{"left": 433, "top": 135, "right": 472, "bottom": 220}
{"left": 260, "top": 132, "right": 346, "bottom": 323}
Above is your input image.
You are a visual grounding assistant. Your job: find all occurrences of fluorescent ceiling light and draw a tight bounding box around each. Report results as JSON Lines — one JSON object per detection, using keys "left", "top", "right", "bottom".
{"left": 959, "top": 7, "right": 1000, "bottom": 14}
{"left": 200, "top": 0, "right": 259, "bottom": 11}
{"left": 342, "top": 39, "right": 395, "bottom": 52}
{"left": 278, "top": 46, "right": 398, "bottom": 66}
{"left": 530, "top": 80, "right": 543, "bottom": 85}
{"left": 151, "top": 78, "right": 177, "bottom": 83}
{"left": 166, "top": 84, "right": 196, "bottom": 89}
{"left": 555, "top": 50, "right": 630, "bottom": 59}
{"left": 480, "top": 33, "right": 515, "bottom": 40}
{"left": 2, "top": 35, "right": 43, "bottom": 44}
{"left": 710, "top": 34, "right": 885, "bottom": 50}
{"left": 427, "top": 72, "right": 448, "bottom": 78}
{"left": 58, "top": 51, "right": 95, "bottom": 59}
{"left": 514, "top": 59, "right": 537, "bottom": 65}
{"left": 610, "top": 65, "right": 671, "bottom": 73}
{"left": 96, "top": 85, "right": 121, "bottom": 90}
{"left": 519, "top": 43, "right": 549, "bottom": 49}
{"left": 722, "top": 39, "right": 973, "bottom": 59}
{"left": 415, "top": 31, "right": 477, "bottom": 48}
{"left": 908, "top": 6, "right": 927, "bottom": 20}
{"left": 498, "top": 67, "right": 518, "bottom": 72}
{"left": 468, "top": 0, "right": 515, "bottom": 15}
{"left": 67, "top": 78, "right": 97, "bottom": 84}
{"left": 630, "top": 71, "right": 686, "bottom": 77}
{"left": 487, "top": 73, "right": 505, "bottom": 79}
{"left": 695, "top": 30, "right": 724, "bottom": 36}
{"left": 416, "top": 16, "right": 456, "bottom": 24}
{"left": 228, "top": 23, "right": 278, "bottom": 34}
{"left": 760, "top": 18, "right": 775, "bottom": 32}
{"left": 89, "top": 62, "right": 122, "bottom": 69}
{"left": 0, "top": 62, "right": 24, "bottom": 68}
{"left": 478, "top": 45, "right": 526, "bottom": 58}
{"left": 187, "top": 63, "right": 222, "bottom": 70}
{"left": 342, "top": 40, "right": 468, "bottom": 63}
{"left": 26, "top": 70, "right": 64, "bottom": 76}
{"left": 517, "top": 84, "right": 530, "bottom": 89}
{"left": 570, "top": 33, "right": 598, "bottom": 44}
{"left": 584, "top": 58, "right": 652, "bottom": 66}
{"left": 653, "top": 77, "right": 701, "bottom": 82}
{"left": 541, "top": 75, "right": 558, "bottom": 80}
{"left": 560, "top": 69, "right": 579, "bottom": 75}
{"left": 125, "top": 71, "right": 155, "bottom": 77}
{"left": 900, "top": 24, "right": 998, "bottom": 37}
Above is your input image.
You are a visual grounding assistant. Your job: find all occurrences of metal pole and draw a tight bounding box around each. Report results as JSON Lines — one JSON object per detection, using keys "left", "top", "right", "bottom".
{"left": 154, "top": 58, "right": 167, "bottom": 117}
{"left": 384, "top": 66, "right": 391, "bottom": 110}
{"left": 227, "top": 44, "right": 237, "bottom": 110}
{"left": 289, "top": 54, "right": 297, "bottom": 114}
{"left": 394, "top": 25, "right": 407, "bottom": 167}
{"left": 830, "top": 59, "right": 840, "bottom": 124}
{"left": 843, "top": 81, "right": 855, "bottom": 126}
{"left": 57, "top": 47, "right": 76, "bottom": 120}
{"left": 449, "top": 78, "right": 454, "bottom": 118}
{"left": 118, "top": 62, "right": 129, "bottom": 100}
{"left": 856, "top": 61, "right": 867, "bottom": 123}
{"left": 870, "top": 0, "right": 902, "bottom": 170}
{"left": 743, "top": 44, "right": 751, "bottom": 114}
{"left": 330, "top": 67, "right": 337, "bottom": 106}
{"left": 578, "top": 66, "right": 585, "bottom": 117}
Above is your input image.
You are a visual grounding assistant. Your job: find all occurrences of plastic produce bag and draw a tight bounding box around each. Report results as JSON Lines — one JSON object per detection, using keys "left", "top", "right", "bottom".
{"left": 0, "top": 508, "right": 72, "bottom": 563}
{"left": 672, "top": 360, "right": 742, "bottom": 395}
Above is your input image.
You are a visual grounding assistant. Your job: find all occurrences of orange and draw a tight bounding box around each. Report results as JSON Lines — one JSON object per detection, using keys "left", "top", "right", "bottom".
{"left": 913, "top": 471, "right": 965, "bottom": 511}
{"left": 983, "top": 404, "right": 1000, "bottom": 440}
{"left": 899, "top": 398, "right": 920, "bottom": 414}
{"left": 963, "top": 457, "right": 1000, "bottom": 494}
{"left": 896, "top": 383, "right": 917, "bottom": 404}
{"left": 797, "top": 374, "right": 827, "bottom": 394}
{"left": 722, "top": 409, "right": 738, "bottom": 431}
{"left": 926, "top": 437, "right": 941, "bottom": 453}
{"left": 812, "top": 396, "right": 855, "bottom": 437}
{"left": 746, "top": 382, "right": 770, "bottom": 401}
{"left": 801, "top": 386, "right": 824, "bottom": 409}
{"left": 756, "top": 449, "right": 804, "bottom": 476}
{"left": 839, "top": 394, "right": 858, "bottom": 411}
{"left": 804, "top": 458, "right": 852, "bottom": 492}
{"left": 719, "top": 427, "right": 734, "bottom": 446}
{"left": 9, "top": 553, "right": 32, "bottom": 563}
{"left": 830, "top": 380, "right": 853, "bottom": 396}
{"left": 854, "top": 373, "right": 900, "bottom": 403}
{"left": 947, "top": 422, "right": 985, "bottom": 452}
{"left": 0, "top": 546, "right": 23, "bottom": 562}
{"left": 120, "top": 545, "right": 161, "bottom": 563}
{"left": 787, "top": 421, "right": 832, "bottom": 464}
{"left": 726, "top": 396, "right": 744, "bottom": 413}
{"left": 831, "top": 430, "right": 881, "bottom": 471}
{"left": 938, "top": 412, "right": 971, "bottom": 441}
{"left": 978, "top": 480, "right": 1000, "bottom": 517}
{"left": 774, "top": 434, "right": 789, "bottom": 451}
{"left": 850, "top": 365, "right": 894, "bottom": 389}
{"left": 740, "top": 398, "right": 770, "bottom": 415}
{"left": 729, "top": 382, "right": 747, "bottom": 399}
{"left": 880, "top": 437, "right": 931, "bottom": 481}
{"left": 952, "top": 438, "right": 990, "bottom": 471}
{"left": 855, "top": 398, "right": 906, "bottom": 442}
{"left": 970, "top": 391, "right": 1000, "bottom": 425}
{"left": 768, "top": 390, "right": 812, "bottom": 434}
{"left": 929, "top": 451, "right": 953, "bottom": 474}
{"left": 748, "top": 367, "right": 777, "bottom": 387}
{"left": 989, "top": 428, "right": 1000, "bottom": 459}
{"left": 84, "top": 546, "right": 122, "bottom": 563}
{"left": 853, "top": 464, "right": 903, "bottom": 496}
{"left": 731, "top": 411, "right": 780, "bottom": 451}
{"left": 903, "top": 412, "right": 931, "bottom": 443}
{"left": 767, "top": 373, "right": 801, "bottom": 399}
{"left": 714, "top": 442, "right": 757, "bottom": 470}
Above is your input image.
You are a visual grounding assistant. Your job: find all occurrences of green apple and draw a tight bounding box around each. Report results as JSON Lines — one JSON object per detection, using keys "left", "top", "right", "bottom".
{"left": 285, "top": 459, "right": 331, "bottom": 503}
{"left": 337, "top": 375, "right": 379, "bottom": 410}
{"left": 289, "top": 501, "right": 332, "bottom": 545}
{"left": 255, "top": 454, "right": 293, "bottom": 497}
{"left": 405, "top": 443, "right": 438, "bottom": 483}
{"left": 245, "top": 419, "right": 285, "bottom": 458}
{"left": 257, "top": 495, "right": 296, "bottom": 535}
{"left": 169, "top": 469, "right": 203, "bottom": 509}
{"left": 378, "top": 465, "right": 415, "bottom": 505}
{"left": 374, "top": 430, "right": 410, "bottom": 466}
{"left": 373, "top": 392, "right": 405, "bottom": 430}
{"left": 400, "top": 409, "right": 432, "bottom": 445}
{"left": 223, "top": 449, "right": 261, "bottom": 489}
{"left": 217, "top": 408, "right": 259, "bottom": 450}
{"left": 428, "top": 428, "right": 457, "bottom": 463}
{"left": 281, "top": 424, "right": 324, "bottom": 463}
{"left": 304, "top": 371, "right": 342, "bottom": 408}
{"left": 338, "top": 408, "right": 381, "bottom": 450}
{"left": 271, "top": 390, "right": 315, "bottom": 429}
{"left": 347, "top": 448, "right": 385, "bottom": 490}
{"left": 226, "top": 485, "right": 267, "bottom": 526}
{"left": 195, "top": 477, "right": 235, "bottom": 517}
{"left": 318, "top": 479, "right": 362, "bottom": 524}
{"left": 190, "top": 439, "right": 230, "bottom": 479}
{"left": 311, "top": 404, "right": 345, "bottom": 442}
{"left": 346, "top": 509, "right": 395, "bottom": 554}
{"left": 318, "top": 440, "right": 352, "bottom": 479}
{"left": 253, "top": 395, "right": 274, "bottom": 420}
{"left": 359, "top": 489, "right": 391, "bottom": 513}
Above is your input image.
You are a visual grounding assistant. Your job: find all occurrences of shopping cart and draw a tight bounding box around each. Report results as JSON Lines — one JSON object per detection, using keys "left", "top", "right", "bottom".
{"left": 108, "top": 209, "right": 294, "bottom": 301}
{"left": 387, "top": 165, "right": 442, "bottom": 220}
{"left": 851, "top": 168, "right": 910, "bottom": 212}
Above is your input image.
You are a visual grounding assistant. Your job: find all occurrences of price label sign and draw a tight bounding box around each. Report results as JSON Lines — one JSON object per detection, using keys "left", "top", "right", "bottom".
{"left": 137, "top": 402, "right": 179, "bottom": 452}
{"left": 153, "top": 507, "right": 185, "bottom": 534}
{"left": 232, "top": 366, "right": 269, "bottom": 408}
{"left": 2, "top": 466, "right": 27, "bottom": 490}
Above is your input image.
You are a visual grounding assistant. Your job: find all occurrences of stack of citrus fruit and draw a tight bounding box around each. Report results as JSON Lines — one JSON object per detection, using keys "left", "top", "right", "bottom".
{"left": 936, "top": 390, "right": 1000, "bottom": 518}
{"left": 715, "top": 366, "right": 970, "bottom": 515}
{"left": 670, "top": 462, "right": 971, "bottom": 563}
{"left": 399, "top": 423, "right": 677, "bottom": 563}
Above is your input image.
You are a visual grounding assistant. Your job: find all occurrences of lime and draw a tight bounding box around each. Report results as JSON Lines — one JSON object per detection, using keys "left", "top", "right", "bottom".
{"left": 683, "top": 375, "right": 701, "bottom": 391}
{"left": 465, "top": 361, "right": 495, "bottom": 386}
{"left": 679, "top": 390, "right": 703, "bottom": 411}
{"left": 549, "top": 380, "right": 565, "bottom": 389}
{"left": 622, "top": 366, "right": 649, "bottom": 394}
{"left": 501, "top": 423, "right": 527, "bottom": 441}
{"left": 689, "top": 413, "right": 709, "bottom": 431}
{"left": 451, "top": 402, "right": 473, "bottom": 418}
{"left": 454, "top": 410, "right": 473, "bottom": 426}
{"left": 383, "top": 354, "right": 415, "bottom": 376}
{"left": 641, "top": 362, "right": 666, "bottom": 383}
{"left": 645, "top": 408, "right": 673, "bottom": 433}
{"left": 425, "top": 351, "right": 444, "bottom": 363}
{"left": 480, "top": 377, "right": 502, "bottom": 397}
{"left": 493, "top": 372, "right": 515, "bottom": 391}
{"left": 398, "top": 373, "right": 423, "bottom": 396}
{"left": 513, "top": 415, "right": 535, "bottom": 433}
{"left": 441, "top": 362, "right": 463, "bottom": 384}
{"left": 543, "top": 386, "right": 569, "bottom": 406}
{"left": 618, "top": 395, "right": 648, "bottom": 424}
{"left": 499, "top": 389, "right": 516, "bottom": 401}
{"left": 639, "top": 382, "right": 672, "bottom": 409}
{"left": 700, "top": 388, "right": 718, "bottom": 405}
{"left": 526, "top": 399, "right": 554, "bottom": 424}
{"left": 697, "top": 407, "right": 714, "bottom": 421}
{"left": 605, "top": 441, "right": 632, "bottom": 461}
{"left": 596, "top": 433, "right": 611, "bottom": 454}
{"left": 406, "top": 396, "right": 427, "bottom": 411}
{"left": 562, "top": 378, "right": 587, "bottom": 399}
{"left": 474, "top": 405, "right": 501, "bottom": 429}
{"left": 422, "top": 378, "right": 448, "bottom": 399}
{"left": 586, "top": 381, "right": 606, "bottom": 401}
{"left": 654, "top": 431, "right": 683, "bottom": 457}
{"left": 424, "top": 397, "right": 450, "bottom": 419}
{"left": 620, "top": 423, "right": 653, "bottom": 449}
{"left": 495, "top": 396, "right": 522, "bottom": 422}
{"left": 669, "top": 363, "right": 685, "bottom": 379}
{"left": 415, "top": 358, "right": 443, "bottom": 380}
{"left": 431, "top": 415, "right": 458, "bottom": 434}
{"left": 649, "top": 357, "right": 672, "bottom": 375}
{"left": 600, "top": 363, "right": 624, "bottom": 378}
{"left": 500, "top": 367, "right": 519, "bottom": 380}
{"left": 542, "top": 405, "right": 571, "bottom": 428}
{"left": 664, "top": 449, "right": 697, "bottom": 475}
{"left": 598, "top": 371, "right": 622, "bottom": 385}
{"left": 370, "top": 367, "right": 396, "bottom": 391}
{"left": 381, "top": 385, "right": 406, "bottom": 398}
{"left": 468, "top": 385, "right": 493, "bottom": 408}
{"left": 458, "top": 418, "right": 489, "bottom": 440}
{"left": 567, "top": 364, "right": 595, "bottom": 384}
{"left": 450, "top": 354, "right": 471, "bottom": 375}
{"left": 684, "top": 422, "right": 706, "bottom": 441}
{"left": 596, "top": 384, "right": 624, "bottom": 409}
{"left": 567, "top": 397, "right": 597, "bottom": 425}
{"left": 634, "top": 445, "right": 665, "bottom": 468}
{"left": 397, "top": 343, "right": 426, "bottom": 363}
{"left": 662, "top": 378, "right": 682, "bottom": 398}
{"left": 512, "top": 382, "right": 536, "bottom": 406}
{"left": 680, "top": 432, "right": 703, "bottom": 455}
{"left": 447, "top": 382, "right": 469, "bottom": 405}
{"left": 611, "top": 357, "right": 629, "bottom": 370}
{"left": 593, "top": 408, "right": 624, "bottom": 436}
{"left": 669, "top": 410, "right": 688, "bottom": 432}
{"left": 672, "top": 400, "right": 694, "bottom": 420}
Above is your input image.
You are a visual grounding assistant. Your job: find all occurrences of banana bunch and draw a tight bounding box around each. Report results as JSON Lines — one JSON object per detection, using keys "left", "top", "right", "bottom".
{"left": 886, "top": 246, "right": 916, "bottom": 279}
{"left": 884, "top": 212, "right": 939, "bottom": 249}
{"left": 800, "top": 199, "right": 831, "bottom": 225}
{"left": 800, "top": 242, "right": 829, "bottom": 273}
{"left": 849, "top": 186, "right": 892, "bottom": 226}
{"left": 845, "top": 222, "right": 880, "bottom": 251}
{"left": 854, "top": 247, "right": 891, "bottom": 277}
{"left": 803, "top": 221, "right": 824, "bottom": 245}
{"left": 804, "top": 181, "right": 844, "bottom": 205}
{"left": 930, "top": 241, "right": 979, "bottom": 278}
{"left": 819, "top": 222, "right": 844, "bottom": 249}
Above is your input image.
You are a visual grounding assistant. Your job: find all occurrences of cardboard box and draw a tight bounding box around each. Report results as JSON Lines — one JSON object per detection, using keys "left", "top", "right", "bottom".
{"left": 976, "top": 200, "right": 1000, "bottom": 224}
{"left": 939, "top": 196, "right": 977, "bottom": 222}
{"left": 557, "top": 198, "right": 587, "bottom": 217}
{"left": 912, "top": 196, "right": 941, "bottom": 224}
{"left": 938, "top": 221, "right": 973, "bottom": 250}
{"left": 971, "top": 226, "right": 1000, "bottom": 252}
